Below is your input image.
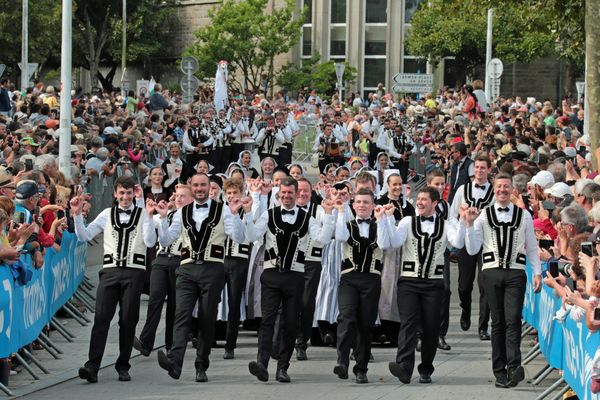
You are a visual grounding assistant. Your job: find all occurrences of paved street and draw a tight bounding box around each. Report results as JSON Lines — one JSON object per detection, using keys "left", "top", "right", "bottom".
{"left": 8, "top": 248, "right": 556, "bottom": 399}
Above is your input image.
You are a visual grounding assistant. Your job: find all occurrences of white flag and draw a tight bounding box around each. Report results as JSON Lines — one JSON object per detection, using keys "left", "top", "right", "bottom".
{"left": 214, "top": 61, "right": 228, "bottom": 111}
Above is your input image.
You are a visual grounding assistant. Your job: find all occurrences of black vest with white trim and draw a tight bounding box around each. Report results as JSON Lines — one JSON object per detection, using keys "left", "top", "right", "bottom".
{"left": 264, "top": 207, "right": 310, "bottom": 272}
{"left": 480, "top": 206, "right": 528, "bottom": 271}
{"left": 399, "top": 216, "right": 447, "bottom": 279}
{"left": 103, "top": 206, "right": 147, "bottom": 269}
{"left": 341, "top": 220, "right": 383, "bottom": 275}
{"left": 463, "top": 181, "right": 495, "bottom": 210}
{"left": 225, "top": 209, "right": 252, "bottom": 259}
{"left": 159, "top": 211, "right": 182, "bottom": 257}
{"left": 180, "top": 201, "right": 226, "bottom": 265}
{"left": 304, "top": 202, "right": 324, "bottom": 262}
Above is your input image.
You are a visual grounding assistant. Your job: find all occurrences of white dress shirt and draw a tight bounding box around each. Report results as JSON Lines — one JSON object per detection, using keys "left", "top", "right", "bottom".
{"left": 334, "top": 213, "right": 391, "bottom": 250}
{"left": 384, "top": 213, "right": 465, "bottom": 249}
{"left": 243, "top": 205, "right": 335, "bottom": 245}
{"left": 464, "top": 202, "right": 541, "bottom": 275}
{"left": 449, "top": 180, "right": 492, "bottom": 221}
{"left": 157, "top": 199, "right": 245, "bottom": 246}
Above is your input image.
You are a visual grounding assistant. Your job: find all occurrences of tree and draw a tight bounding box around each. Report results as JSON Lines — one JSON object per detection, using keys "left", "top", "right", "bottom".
{"left": 586, "top": 0, "right": 600, "bottom": 154}
{"left": 186, "top": 0, "right": 304, "bottom": 93}
{"left": 73, "top": 0, "right": 177, "bottom": 90}
{"left": 406, "top": 0, "right": 554, "bottom": 74}
{"left": 277, "top": 53, "right": 357, "bottom": 97}
{"left": 0, "top": 0, "right": 62, "bottom": 83}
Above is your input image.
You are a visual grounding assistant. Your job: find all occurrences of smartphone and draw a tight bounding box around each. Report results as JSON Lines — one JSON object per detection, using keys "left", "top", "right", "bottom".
{"left": 13, "top": 211, "right": 25, "bottom": 225}
{"left": 541, "top": 200, "right": 555, "bottom": 211}
{"left": 581, "top": 241, "right": 594, "bottom": 257}
{"left": 548, "top": 260, "right": 559, "bottom": 278}
{"left": 57, "top": 210, "right": 65, "bottom": 219}
{"left": 25, "top": 159, "right": 33, "bottom": 171}
{"left": 579, "top": 146, "right": 586, "bottom": 154}
{"left": 539, "top": 239, "right": 554, "bottom": 250}
{"left": 594, "top": 307, "right": 600, "bottom": 321}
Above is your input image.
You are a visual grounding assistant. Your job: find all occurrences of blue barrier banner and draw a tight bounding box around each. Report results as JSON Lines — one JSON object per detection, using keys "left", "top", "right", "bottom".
{"left": 0, "top": 232, "right": 87, "bottom": 358}
{"left": 562, "top": 317, "right": 600, "bottom": 400}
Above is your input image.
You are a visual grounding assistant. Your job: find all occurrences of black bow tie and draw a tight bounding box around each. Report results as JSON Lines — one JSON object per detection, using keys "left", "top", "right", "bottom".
{"left": 474, "top": 183, "right": 487, "bottom": 190}
{"left": 497, "top": 207, "right": 510, "bottom": 212}
{"left": 281, "top": 209, "right": 295, "bottom": 215}
{"left": 119, "top": 209, "right": 132, "bottom": 215}
{"left": 298, "top": 205, "right": 307, "bottom": 210}
{"left": 421, "top": 216, "right": 434, "bottom": 222}
{"left": 357, "top": 218, "right": 371, "bottom": 224}
{"left": 195, "top": 203, "right": 209, "bottom": 209}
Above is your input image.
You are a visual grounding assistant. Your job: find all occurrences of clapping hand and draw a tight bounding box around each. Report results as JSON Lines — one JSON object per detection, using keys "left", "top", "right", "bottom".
{"left": 155, "top": 200, "right": 169, "bottom": 218}
{"left": 146, "top": 199, "right": 157, "bottom": 216}
{"left": 383, "top": 203, "right": 395, "bottom": 216}
{"left": 374, "top": 205, "right": 385, "bottom": 220}
{"left": 241, "top": 196, "right": 253, "bottom": 213}
{"left": 321, "top": 199, "right": 334, "bottom": 214}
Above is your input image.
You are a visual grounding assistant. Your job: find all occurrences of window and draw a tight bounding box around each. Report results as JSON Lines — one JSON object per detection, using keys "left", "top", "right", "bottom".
{"left": 301, "top": 0, "right": 313, "bottom": 59}
{"left": 365, "top": 25, "right": 386, "bottom": 56}
{"left": 405, "top": 0, "right": 422, "bottom": 24}
{"left": 366, "top": 0, "right": 387, "bottom": 23}
{"left": 330, "top": 26, "right": 346, "bottom": 57}
{"left": 364, "top": 59, "right": 386, "bottom": 88}
{"left": 331, "top": 0, "right": 347, "bottom": 23}
{"left": 403, "top": 58, "right": 427, "bottom": 74}
{"left": 303, "top": 0, "right": 312, "bottom": 23}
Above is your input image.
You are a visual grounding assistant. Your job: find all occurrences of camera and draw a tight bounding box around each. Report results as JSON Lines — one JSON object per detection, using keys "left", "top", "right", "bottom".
{"left": 548, "top": 260, "right": 573, "bottom": 278}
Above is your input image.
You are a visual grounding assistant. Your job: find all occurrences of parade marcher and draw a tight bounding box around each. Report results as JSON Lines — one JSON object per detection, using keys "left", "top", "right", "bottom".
{"left": 275, "top": 112, "right": 293, "bottom": 167}
{"left": 386, "top": 124, "right": 415, "bottom": 182}
{"left": 450, "top": 155, "right": 494, "bottom": 340}
{"left": 221, "top": 177, "right": 253, "bottom": 359}
{"left": 463, "top": 172, "right": 542, "bottom": 389}
{"left": 256, "top": 115, "right": 284, "bottom": 162}
{"left": 332, "top": 190, "right": 391, "bottom": 384}
{"left": 386, "top": 186, "right": 466, "bottom": 384}
{"left": 134, "top": 184, "right": 193, "bottom": 356}
{"left": 153, "top": 173, "right": 247, "bottom": 382}
{"left": 71, "top": 176, "right": 157, "bottom": 383}
{"left": 183, "top": 114, "right": 213, "bottom": 169}
{"left": 314, "top": 123, "right": 345, "bottom": 173}
{"left": 244, "top": 177, "right": 336, "bottom": 383}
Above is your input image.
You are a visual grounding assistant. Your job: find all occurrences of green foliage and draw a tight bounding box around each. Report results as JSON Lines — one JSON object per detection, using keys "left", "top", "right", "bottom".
{"left": 186, "top": 0, "right": 304, "bottom": 92}
{"left": 276, "top": 53, "right": 357, "bottom": 96}
{"left": 405, "top": 0, "right": 564, "bottom": 73}
{"left": 0, "top": 0, "right": 62, "bottom": 80}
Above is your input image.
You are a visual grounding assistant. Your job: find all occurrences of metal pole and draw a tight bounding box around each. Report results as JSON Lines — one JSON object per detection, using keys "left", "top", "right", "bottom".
{"left": 121, "top": 0, "right": 127, "bottom": 96}
{"left": 14, "top": 353, "right": 40, "bottom": 380}
{"left": 484, "top": 8, "right": 493, "bottom": 103}
{"left": 534, "top": 378, "right": 565, "bottom": 400}
{"left": 21, "top": 348, "right": 50, "bottom": 374}
{"left": 21, "top": 0, "right": 28, "bottom": 92}
{"left": 58, "top": 0, "right": 73, "bottom": 180}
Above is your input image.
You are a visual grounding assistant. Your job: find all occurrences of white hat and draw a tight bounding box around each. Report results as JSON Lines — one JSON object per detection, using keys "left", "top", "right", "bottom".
{"left": 530, "top": 170, "right": 555, "bottom": 189}
{"left": 544, "top": 182, "right": 572, "bottom": 199}
{"left": 516, "top": 144, "right": 531, "bottom": 156}
{"left": 563, "top": 147, "right": 577, "bottom": 158}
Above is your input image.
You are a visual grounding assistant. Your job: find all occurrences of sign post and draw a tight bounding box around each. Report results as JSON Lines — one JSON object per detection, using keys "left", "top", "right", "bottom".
{"left": 334, "top": 63, "right": 345, "bottom": 102}
{"left": 392, "top": 73, "right": 434, "bottom": 94}
{"left": 180, "top": 56, "right": 199, "bottom": 104}
{"left": 487, "top": 58, "right": 503, "bottom": 101}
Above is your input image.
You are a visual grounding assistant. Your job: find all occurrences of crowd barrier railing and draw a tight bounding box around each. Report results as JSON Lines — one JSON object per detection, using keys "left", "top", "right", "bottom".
{"left": 523, "top": 265, "right": 599, "bottom": 400}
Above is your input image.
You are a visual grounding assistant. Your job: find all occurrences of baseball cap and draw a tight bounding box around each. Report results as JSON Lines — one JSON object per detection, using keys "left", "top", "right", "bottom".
{"left": 563, "top": 147, "right": 577, "bottom": 158}
{"left": 15, "top": 180, "right": 41, "bottom": 200}
{"left": 530, "top": 170, "right": 555, "bottom": 189}
{"left": 544, "top": 182, "right": 572, "bottom": 199}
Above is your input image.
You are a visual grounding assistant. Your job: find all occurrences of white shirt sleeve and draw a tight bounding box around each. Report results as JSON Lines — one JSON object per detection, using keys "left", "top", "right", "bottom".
{"left": 377, "top": 217, "right": 392, "bottom": 250}
{"left": 244, "top": 210, "right": 268, "bottom": 243}
{"left": 74, "top": 209, "right": 109, "bottom": 242}
{"left": 523, "top": 212, "right": 542, "bottom": 275}
{"left": 446, "top": 218, "right": 465, "bottom": 249}
{"left": 157, "top": 209, "right": 183, "bottom": 247}
{"left": 389, "top": 216, "right": 411, "bottom": 248}
{"left": 449, "top": 186, "right": 464, "bottom": 221}
{"left": 334, "top": 211, "right": 350, "bottom": 242}
{"left": 182, "top": 131, "right": 195, "bottom": 152}
{"left": 141, "top": 212, "right": 157, "bottom": 247}
{"left": 465, "top": 213, "right": 485, "bottom": 255}
{"left": 309, "top": 213, "right": 335, "bottom": 244}
{"left": 223, "top": 205, "right": 245, "bottom": 243}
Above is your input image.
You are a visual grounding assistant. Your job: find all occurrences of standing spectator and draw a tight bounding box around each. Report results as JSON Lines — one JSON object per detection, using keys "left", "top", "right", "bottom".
{"left": 0, "top": 79, "right": 11, "bottom": 117}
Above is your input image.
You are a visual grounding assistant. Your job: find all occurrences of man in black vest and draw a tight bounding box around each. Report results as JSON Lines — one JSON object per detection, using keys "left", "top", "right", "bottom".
{"left": 450, "top": 155, "right": 494, "bottom": 340}
{"left": 448, "top": 142, "right": 473, "bottom": 205}
{"left": 244, "top": 177, "right": 336, "bottom": 383}
{"left": 153, "top": 173, "right": 247, "bottom": 383}
{"left": 332, "top": 190, "right": 391, "bottom": 384}
{"left": 71, "top": 177, "right": 157, "bottom": 383}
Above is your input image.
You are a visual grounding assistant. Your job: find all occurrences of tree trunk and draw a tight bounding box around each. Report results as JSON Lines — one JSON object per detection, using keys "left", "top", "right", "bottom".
{"left": 564, "top": 60, "right": 576, "bottom": 98}
{"left": 97, "top": 64, "right": 117, "bottom": 91}
{"left": 586, "top": 0, "right": 600, "bottom": 163}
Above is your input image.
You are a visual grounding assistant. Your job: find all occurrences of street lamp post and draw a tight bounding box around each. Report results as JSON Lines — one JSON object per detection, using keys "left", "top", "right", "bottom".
{"left": 21, "top": 0, "right": 28, "bottom": 92}
{"left": 58, "top": 0, "right": 73, "bottom": 180}
{"left": 121, "top": 0, "right": 127, "bottom": 96}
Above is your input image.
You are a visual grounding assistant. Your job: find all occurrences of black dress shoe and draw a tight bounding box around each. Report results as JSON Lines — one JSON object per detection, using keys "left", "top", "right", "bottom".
{"left": 419, "top": 374, "right": 432, "bottom": 384}
{"left": 333, "top": 364, "right": 348, "bottom": 379}
{"left": 355, "top": 371, "right": 368, "bottom": 384}
{"left": 479, "top": 329, "right": 491, "bottom": 341}
{"left": 438, "top": 336, "right": 451, "bottom": 351}
{"left": 323, "top": 333, "right": 335, "bottom": 345}
{"left": 248, "top": 361, "right": 269, "bottom": 382}
{"left": 118, "top": 370, "right": 131, "bottom": 382}
{"left": 495, "top": 375, "right": 510, "bottom": 388}
{"left": 275, "top": 368, "right": 291, "bottom": 383}
{"left": 416, "top": 338, "right": 422, "bottom": 352}
{"left": 133, "top": 336, "right": 150, "bottom": 357}
{"left": 195, "top": 369, "right": 208, "bottom": 382}
{"left": 157, "top": 350, "right": 180, "bottom": 380}
{"left": 508, "top": 365, "right": 525, "bottom": 387}
{"left": 78, "top": 366, "right": 98, "bottom": 383}
{"left": 223, "top": 349, "right": 235, "bottom": 360}
{"left": 296, "top": 348, "right": 307, "bottom": 361}
{"left": 460, "top": 310, "right": 471, "bottom": 331}
{"left": 388, "top": 362, "right": 411, "bottom": 384}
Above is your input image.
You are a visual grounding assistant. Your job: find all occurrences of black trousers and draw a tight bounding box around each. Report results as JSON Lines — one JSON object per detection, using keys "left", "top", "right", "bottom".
{"left": 139, "top": 255, "right": 179, "bottom": 351}
{"left": 392, "top": 159, "right": 410, "bottom": 182}
{"left": 368, "top": 142, "right": 379, "bottom": 168}
{"left": 394, "top": 278, "right": 444, "bottom": 377}
{"left": 85, "top": 267, "right": 145, "bottom": 372}
{"left": 223, "top": 256, "right": 250, "bottom": 351}
{"left": 209, "top": 146, "right": 224, "bottom": 173}
{"left": 457, "top": 247, "right": 490, "bottom": 331}
{"left": 257, "top": 269, "right": 303, "bottom": 370}
{"left": 278, "top": 143, "right": 293, "bottom": 167}
{"left": 439, "top": 253, "right": 451, "bottom": 337}
{"left": 168, "top": 263, "right": 225, "bottom": 374}
{"left": 480, "top": 268, "right": 527, "bottom": 379}
{"left": 336, "top": 272, "right": 381, "bottom": 373}
{"left": 296, "top": 260, "right": 322, "bottom": 350}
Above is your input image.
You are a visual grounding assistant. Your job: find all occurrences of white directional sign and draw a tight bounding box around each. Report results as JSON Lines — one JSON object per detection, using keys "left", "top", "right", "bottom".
{"left": 180, "top": 56, "right": 199, "bottom": 74}
{"left": 17, "top": 62, "right": 38, "bottom": 81}
{"left": 392, "top": 73, "right": 434, "bottom": 93}
{"left": 576, "top": 81, "right": 585, "bottom": 101}
{"left": 180, "top": 75, "right": 200, "bottom": 94}
{"left": 487, "top": 58, "right": 503, "bottom": 79}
